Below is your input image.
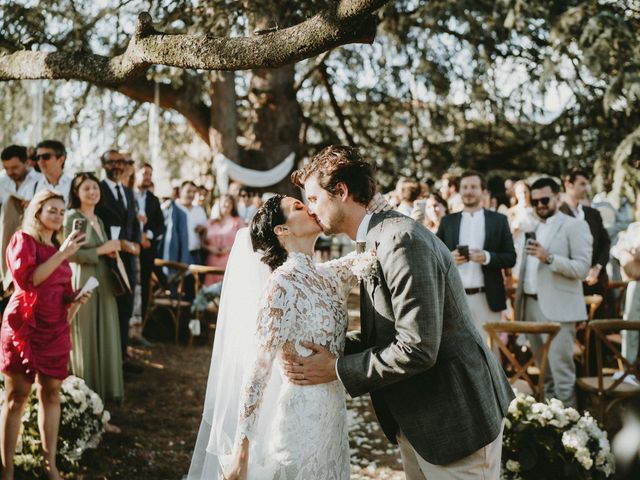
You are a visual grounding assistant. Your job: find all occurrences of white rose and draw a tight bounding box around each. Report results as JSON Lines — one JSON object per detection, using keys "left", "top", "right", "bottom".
{"left": 506, "top": 460, "right": 521, "bottom": 472}
{"left": 565, "top": 407, "right": 580, "bottom": 422}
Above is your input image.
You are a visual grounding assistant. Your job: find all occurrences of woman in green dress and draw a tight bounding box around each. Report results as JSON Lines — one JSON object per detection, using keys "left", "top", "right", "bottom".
{"left": 64, "top": 172, "right": 124, "bottom": 403}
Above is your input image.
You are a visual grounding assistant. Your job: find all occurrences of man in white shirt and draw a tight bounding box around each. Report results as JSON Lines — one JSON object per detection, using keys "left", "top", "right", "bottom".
{"left": 0, "top": 145, "right": 42, "bottom": 204}
{"left": 34, "top": 140, "right": 73, "bottom": 203}
{"left": 436, "top": 171, "right": 516, "bottom": 345}
{"left": 514, "top": 177, "right": 592, "bottom": 407}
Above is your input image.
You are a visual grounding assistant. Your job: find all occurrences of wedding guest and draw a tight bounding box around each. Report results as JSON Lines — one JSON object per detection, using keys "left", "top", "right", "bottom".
{"left": 514, "top": 177, "right": 592, "bottom": 407}
{"left": 95, "top": 150, "right": 141, "bottom": 374}
{"left": 0, "top": 190, "right": 90, "bottom": 480}
{"left": 204, "top": 194, "right": 245, "bottom": 286}
{"left": 160, "top": 197, "right": 190, "bottom": 265}
{"left": 135, "top": 164, "right": 165, "bottom": 320}
{"left": 424, "top": 193, "right": 449, "bottom": 233}
{"left": 395, "top": 181, "right": 420, "bottom": 217}
{"left": 504, "top": 177, "right": 519, "bottom": 207}
{"left": 508, "top": 180, "right": 538, "bottom": 279}
{"left": 175, "top": 181, "right": 207, "bottom": 265}
{"left": 34, "top": 140, "right": 73, "bottom": 204}
{"left": 65, "top": 173, "right": 124, "bottom": 402}
{"left": 237, "top": 187, "right": 258, "bottom": 224}
{"left": 440, "top": 172, "right": 463, "bottom": 213}
{"left": 610, "top": 195, "right": 640, "bottom": 363}
{"left": 411, "top": 192, "right": 448, "bottom": 232}
{"left": 437, "top": 171, "right": 516, "bottom": 344}
{"left": 0, "top": 145, "right": 41, "bottom": 204}
{"left": 560, "top": 169, "right": 611, "bottom": 316}
{"left": 120, "top": 154, "right": 135, "bottom": 190}
{"left": 194, "top": 185, "right": 211, "bottom": 217}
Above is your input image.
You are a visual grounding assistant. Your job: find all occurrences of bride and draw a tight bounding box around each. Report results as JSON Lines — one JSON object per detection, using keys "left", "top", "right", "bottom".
{"left": 187, "top": 194, "right": 376, "bottom": 480}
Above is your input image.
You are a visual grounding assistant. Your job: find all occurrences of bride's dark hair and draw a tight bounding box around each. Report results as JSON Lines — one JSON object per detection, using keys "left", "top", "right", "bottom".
{"left": 250, "top": 194, "right": 288, "bottom": 271}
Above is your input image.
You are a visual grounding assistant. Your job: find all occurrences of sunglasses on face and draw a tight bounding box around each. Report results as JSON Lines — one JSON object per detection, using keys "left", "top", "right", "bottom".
{"left": 531, "top": 197, "right": 552, "bottom": 207}
{"left": 36, "top": 153, "right": 56, "bottom": 161}
{"left": 104, "top": 160, "right": 125, "bottom": 166}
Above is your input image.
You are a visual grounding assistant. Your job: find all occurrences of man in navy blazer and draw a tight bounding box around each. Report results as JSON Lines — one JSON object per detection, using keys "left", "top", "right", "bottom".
{"left": 437, "top": 170, "right": 516, "bottom": 343}
{"left": 96, "top": 149, "right": 141, "bottom": 373}
{"left": 134, "top": 164, "right": 166, "bottom": 320}
{"left": 160, "top": 199, "right": 191, "bottom": 265}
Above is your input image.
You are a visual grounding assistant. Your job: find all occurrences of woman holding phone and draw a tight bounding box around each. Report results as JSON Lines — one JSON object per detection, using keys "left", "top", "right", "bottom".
{"left": 64, "top": 173, "right": 124, "bottom": 405}
{"left": 0, "top": 189, "right": 91, "bottom": 480}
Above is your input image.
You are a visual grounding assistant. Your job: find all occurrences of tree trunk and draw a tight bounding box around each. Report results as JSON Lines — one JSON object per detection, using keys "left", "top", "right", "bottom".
{"left": 208, "top": 71, "right": 238, "bottom": 160}
{"left": 242, "top": 63, "right": 301, "bottom": 196}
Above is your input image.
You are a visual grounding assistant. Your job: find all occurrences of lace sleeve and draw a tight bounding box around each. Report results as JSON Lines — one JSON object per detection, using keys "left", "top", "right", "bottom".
{"left": 320, "top": 252, "right": 360, "bottom": 299}
{"left": 235, "top": 274, "right": 293, "bottom": 444}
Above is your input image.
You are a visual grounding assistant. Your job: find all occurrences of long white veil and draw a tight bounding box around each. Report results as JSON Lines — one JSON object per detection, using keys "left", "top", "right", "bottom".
{"left": 187, "top": 227, "right": 277, "bottom": 479}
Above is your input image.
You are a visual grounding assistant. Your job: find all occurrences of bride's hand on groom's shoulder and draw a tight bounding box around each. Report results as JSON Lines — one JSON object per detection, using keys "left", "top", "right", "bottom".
{"left": 282, "top": 342, "right": 338, "bottom": 386}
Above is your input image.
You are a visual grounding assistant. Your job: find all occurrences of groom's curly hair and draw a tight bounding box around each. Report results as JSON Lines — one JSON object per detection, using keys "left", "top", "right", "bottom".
{"left": 291, "top": 145, "right": 376, "bottom": 206}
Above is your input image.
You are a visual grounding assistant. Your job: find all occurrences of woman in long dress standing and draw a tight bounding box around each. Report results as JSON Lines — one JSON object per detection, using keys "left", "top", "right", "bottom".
{"left": 0, "top": 190, "right": 90, "bottom": 480}
{"left": 64, "top": 173, "right": 124, "bottom": 403}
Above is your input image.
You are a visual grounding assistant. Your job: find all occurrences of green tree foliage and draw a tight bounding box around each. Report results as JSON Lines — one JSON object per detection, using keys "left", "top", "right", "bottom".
{"left": 0, "top": 0, "right": 638, "bottom": 195}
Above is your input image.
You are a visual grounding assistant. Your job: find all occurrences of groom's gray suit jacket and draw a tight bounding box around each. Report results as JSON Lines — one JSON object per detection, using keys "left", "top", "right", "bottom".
{"left": 337, "top": 211, "right": 514, "bottom": 465}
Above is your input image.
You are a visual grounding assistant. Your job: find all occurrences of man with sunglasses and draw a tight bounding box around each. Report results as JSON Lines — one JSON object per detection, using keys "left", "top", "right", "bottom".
{"left": 96, "top": 149, "right": 142, "bottom": 374}
{"left": 514, "top": 177, "right": 593, "bottom": 407}
{"left": 34, "top": 140, "right": 73, "bottom": 203}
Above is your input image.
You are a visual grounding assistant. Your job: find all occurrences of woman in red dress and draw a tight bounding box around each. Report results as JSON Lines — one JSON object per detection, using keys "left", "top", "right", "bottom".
{"left": 0, "top": 190, "right": 90, "bottom": 480}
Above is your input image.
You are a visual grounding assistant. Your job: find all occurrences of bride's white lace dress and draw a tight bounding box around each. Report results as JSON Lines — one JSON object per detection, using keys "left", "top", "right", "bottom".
{"left": 236, "top": 252, "right": 357, "bottom": 480}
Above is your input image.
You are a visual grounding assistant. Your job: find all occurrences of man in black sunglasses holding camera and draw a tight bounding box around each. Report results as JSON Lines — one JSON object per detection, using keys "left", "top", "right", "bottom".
{"left": 514, "top": 177, "right": 593, "bottom": 408}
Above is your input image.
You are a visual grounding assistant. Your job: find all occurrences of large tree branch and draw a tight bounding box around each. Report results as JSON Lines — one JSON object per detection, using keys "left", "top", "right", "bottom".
{"left": 0, "top": 0, "right": 388, "bottom": 84}
{"left": 116, "top": 77, "right": 210, "bottom": 142}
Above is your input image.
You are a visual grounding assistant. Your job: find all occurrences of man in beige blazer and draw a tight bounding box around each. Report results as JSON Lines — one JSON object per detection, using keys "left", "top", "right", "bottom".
{"left": 515, "top": 177, "right": 593, "bottom": 407}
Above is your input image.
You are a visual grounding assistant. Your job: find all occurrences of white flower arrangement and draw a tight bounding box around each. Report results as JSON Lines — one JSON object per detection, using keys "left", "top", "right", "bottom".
{"left": 350, "top": 249, "right": 379, "bottom": 283}
{"left": 0, "top": 374, "right": 109, "bottom": 475}
{"left": 502, "top": 392, "right": 615, "bottom": 479}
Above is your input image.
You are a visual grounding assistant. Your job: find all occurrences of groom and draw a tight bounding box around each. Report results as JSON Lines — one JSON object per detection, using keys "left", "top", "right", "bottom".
{"left": 283, "top": 145, "right": 514, "bottom": 479}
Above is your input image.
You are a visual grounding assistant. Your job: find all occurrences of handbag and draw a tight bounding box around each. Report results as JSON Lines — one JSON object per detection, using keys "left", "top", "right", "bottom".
{"left": 109, "top": 253, "right": 132, "bottom": 296}
{"left": 92, "top": 219, "right": 132, "bottom": 296}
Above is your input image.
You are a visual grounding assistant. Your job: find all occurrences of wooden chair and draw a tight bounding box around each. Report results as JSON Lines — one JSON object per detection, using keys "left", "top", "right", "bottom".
{"left": 607, "top": 280, "right": 629, "bottom": 319}
{"left": 484, "top": 321, "right": 561, "bottom": 401}
{"left": 142, "top": 259, "right": 191, "bottom": 344}
{"left": 576, "top": 319, "right": 640, "bottom": 424}
{"left": 188, "top": 264, "right": 225, "bottom": 345}
{"left": 585, "top": 294, "right": 604, "bottom": 322}
{"left": 574, "top": 294, "right": 605, "bottom": 372}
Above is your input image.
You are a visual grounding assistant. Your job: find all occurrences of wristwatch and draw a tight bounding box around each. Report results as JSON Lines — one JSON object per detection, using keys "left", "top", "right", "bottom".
{"left": 544, "top": 254, "right": 554, "bottom": 265}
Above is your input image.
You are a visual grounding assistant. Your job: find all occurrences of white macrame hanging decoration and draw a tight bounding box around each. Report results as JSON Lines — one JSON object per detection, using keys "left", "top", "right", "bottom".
{"left": 31, "top": 80, "right": 43, "bottom": 145}
{"left": 149, "top": 81, "right": 171, "bottom": 196}
{"left": 213, "top": 152, "right": 295, "bottom": 194}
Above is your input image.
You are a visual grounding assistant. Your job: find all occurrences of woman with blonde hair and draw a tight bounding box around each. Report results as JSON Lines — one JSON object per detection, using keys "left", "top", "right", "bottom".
{"left": 0, "top": 190, "right": 90, "bottom": 480}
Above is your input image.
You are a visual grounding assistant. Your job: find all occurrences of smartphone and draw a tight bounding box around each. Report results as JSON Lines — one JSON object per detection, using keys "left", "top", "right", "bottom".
{"left": 524, "top": 231, "right": 537, "bottom": 247}
{"left": 456, "top": 244, "right": 470, "bottom": 260}
{"left": 72, "top": 218, "right": 87, "bottom": 234}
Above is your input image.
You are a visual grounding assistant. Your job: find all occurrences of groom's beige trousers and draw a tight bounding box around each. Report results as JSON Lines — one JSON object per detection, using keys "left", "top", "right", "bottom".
{"left": 397, "top": 421, "right": 504, "bottom": 480}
